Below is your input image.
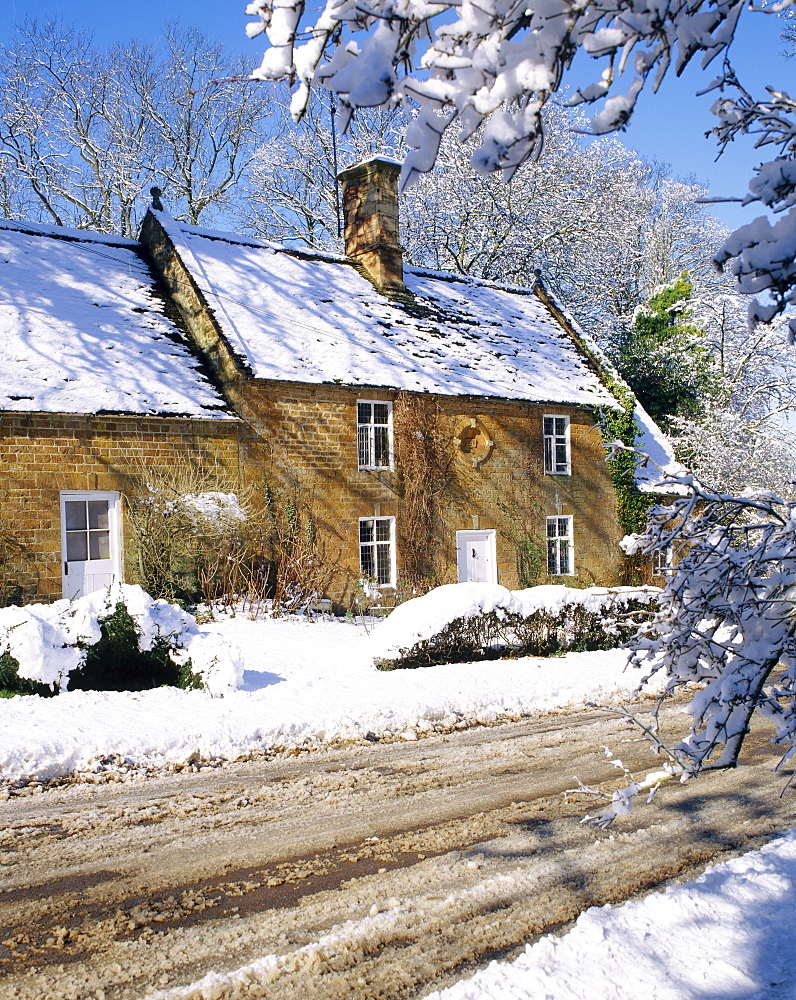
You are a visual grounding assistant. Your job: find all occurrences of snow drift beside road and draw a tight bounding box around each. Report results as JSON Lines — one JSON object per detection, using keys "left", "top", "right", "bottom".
{"left": 0, "top": 613, "right": 659, "bottom": 785}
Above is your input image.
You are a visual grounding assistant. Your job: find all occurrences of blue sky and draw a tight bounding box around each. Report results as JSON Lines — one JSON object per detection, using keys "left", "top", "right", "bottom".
{"left": 0, "top": 0, "right": 792, "bottom": 232}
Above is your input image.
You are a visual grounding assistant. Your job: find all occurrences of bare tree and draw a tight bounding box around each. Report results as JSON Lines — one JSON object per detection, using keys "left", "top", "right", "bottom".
{"left": 243, "top": 95, "right": 408, "bottom": 248}
{"left": 671, "top": 408, "right": 796, "bottom": 498}
{"left": 668, "top": 285, "right": 796, "bottom": 497}
{"left": 0, "top": 19, "right": 273, "bottom": 235}
{"left": 147, "top": 24, "right": 274, "bottom": 226}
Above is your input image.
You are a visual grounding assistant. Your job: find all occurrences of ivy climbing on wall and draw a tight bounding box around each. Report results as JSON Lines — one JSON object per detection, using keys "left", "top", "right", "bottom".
{"left": 594, "top": 378, "right": 658, "bottom": 584}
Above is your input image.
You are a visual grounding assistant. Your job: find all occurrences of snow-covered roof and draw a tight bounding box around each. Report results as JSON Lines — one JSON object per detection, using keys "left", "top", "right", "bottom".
{"left": 0, "top": 219, "right": 230, "bottom": 418}
{"left": 158, "top": 214, "right": 621, "bottom": 408}
{"left": 633, "top": 403, "right": 687, "bottom": 492}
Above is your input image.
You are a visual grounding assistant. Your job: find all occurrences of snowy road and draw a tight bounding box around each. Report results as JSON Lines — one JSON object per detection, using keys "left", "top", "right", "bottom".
{"left": 1, "top": 703, "right": 793, "bottom": 1000}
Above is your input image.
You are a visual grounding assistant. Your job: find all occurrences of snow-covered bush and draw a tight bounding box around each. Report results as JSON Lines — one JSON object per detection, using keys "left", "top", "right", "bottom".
{"left": 125, "top": 465, "right": 257, "bottom": 606}
{"left": 0, "top": 584, "right": 243, "bottom": 697}
{"left": 371, "top": 583, "right": 658, "bottom": 670}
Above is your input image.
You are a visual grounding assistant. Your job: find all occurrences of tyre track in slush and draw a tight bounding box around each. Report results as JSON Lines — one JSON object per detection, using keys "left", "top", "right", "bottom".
{"left": 1, "top": 701, "right": 793, "bottom": 999}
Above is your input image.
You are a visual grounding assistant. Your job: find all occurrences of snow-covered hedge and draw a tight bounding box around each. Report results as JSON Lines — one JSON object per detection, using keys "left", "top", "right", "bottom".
{"left": 0, "top": 584, "right": 243, "bottom": 696}
{"left": 370, "top": 583, "right": 659, "bottom": 670}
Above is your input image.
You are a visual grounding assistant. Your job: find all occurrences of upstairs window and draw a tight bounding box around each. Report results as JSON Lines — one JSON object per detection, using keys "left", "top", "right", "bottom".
{"left": 547, "top": 516, "right": 574, "bottom": 576}
{"left": 359, "top": 517, "right": 395, "bottom": 585}
{"left": 358, "top": 401, "right": 392, "bottom": 469}
{"left": 543, "top": 415, "right": 570, "bottom": 475}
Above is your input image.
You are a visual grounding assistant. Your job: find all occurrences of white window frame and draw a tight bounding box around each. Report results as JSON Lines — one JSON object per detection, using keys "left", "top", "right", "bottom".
{"left": 546, "top": 515, "right": 574, "bottom": 576}
{"left": 543, "top": 414, "right": 571, "bottom": 475}
{"left": 358, "top": 516, "right": 396, "bottom": 586}
{"left": 357, "top": 399, "right": 393, "bottom": 470}
{"left": 652, "top": 544, "right": 677, "bottom": 578}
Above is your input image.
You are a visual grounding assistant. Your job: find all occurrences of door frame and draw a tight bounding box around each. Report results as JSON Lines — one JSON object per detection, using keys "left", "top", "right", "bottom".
{"left": 455, "top": 528, "right": 498, "bottom": 584}
{"left": 59, "top": 490, "right": 122, "bottom": 599}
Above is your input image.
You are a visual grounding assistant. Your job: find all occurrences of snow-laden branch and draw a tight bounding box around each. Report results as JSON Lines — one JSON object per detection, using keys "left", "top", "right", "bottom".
{"left": 617, "top": 448, "right": 796, "bottom": 779}
{"left": 245, "top": 0, "right": 796, "bottom": 330}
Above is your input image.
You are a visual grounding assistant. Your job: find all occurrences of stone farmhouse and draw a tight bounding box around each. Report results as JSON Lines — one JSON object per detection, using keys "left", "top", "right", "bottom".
{"left": 0, "top": 158, "right": 675, "bottom": 608}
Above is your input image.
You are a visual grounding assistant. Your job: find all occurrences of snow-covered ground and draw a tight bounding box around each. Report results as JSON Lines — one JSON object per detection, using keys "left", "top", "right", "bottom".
{"left": 426, "top": 829, "right": 796, "bottom": 1000}
{"left": 4, "top": 609, "right": 796, "bottom": 999}
{"left": 0, "top": 610, "right": 658, "bottom": 786}
{"left": 153, "top": 828, "right": 796, "bottom": 1000}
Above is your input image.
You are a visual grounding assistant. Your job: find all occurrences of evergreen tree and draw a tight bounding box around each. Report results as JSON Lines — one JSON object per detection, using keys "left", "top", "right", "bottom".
{"left": 608, "top": 274, "right": 714, "bottom": 428}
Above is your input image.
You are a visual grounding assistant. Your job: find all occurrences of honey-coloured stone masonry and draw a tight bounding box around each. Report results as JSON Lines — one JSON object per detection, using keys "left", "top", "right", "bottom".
{"left": 216, "top": 380, "right": 626, "bottom": 606}
{"left": 0, "top": 412, "right": 264, "bottom": 603}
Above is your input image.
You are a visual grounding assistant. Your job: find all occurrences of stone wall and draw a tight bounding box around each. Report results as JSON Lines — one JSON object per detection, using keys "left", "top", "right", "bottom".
{"left": 0, "top": 412, "right": 257, "bottom": 602}
{"left": 238, "top": 380, "right": 625, "bottom": 605}
{"left": 0, "top": 394, "right": 624, "bottom": 608}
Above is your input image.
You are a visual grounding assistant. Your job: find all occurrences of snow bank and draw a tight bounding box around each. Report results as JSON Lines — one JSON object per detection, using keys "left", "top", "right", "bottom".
{"left": 425, "top": 829, "right": 796, "bottom": 1000}
{"left": 0, "top": 613, "right": 659, "bottom": 785}
{"left": 0, "top": 584, "right": 243, "bottom": 696}
{"left": 369, "top": 583, "right": 659, "bottom": 662}
{"left": 512, "top": 584, "right": 659, "bottom": 615}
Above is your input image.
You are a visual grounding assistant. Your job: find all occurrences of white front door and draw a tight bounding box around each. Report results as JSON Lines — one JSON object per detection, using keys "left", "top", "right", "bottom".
{"left": 60, "top": 491, "right": 121, "bottom": 599}
{"left": 456, "top": 529, "right": 497, "bottom": 584}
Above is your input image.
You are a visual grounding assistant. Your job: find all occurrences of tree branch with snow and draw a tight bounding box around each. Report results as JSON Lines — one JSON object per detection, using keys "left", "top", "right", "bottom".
{"left": 244, "top": 0, "right": 796, "bottom": 330}
{"left": 621, "top": 461, "right": 796, "bottom": 778}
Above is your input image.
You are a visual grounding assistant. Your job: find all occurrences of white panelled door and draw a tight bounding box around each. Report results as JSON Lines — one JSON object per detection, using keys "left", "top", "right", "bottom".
{"left": 456, "top": 529, "right": 497, "bottom": 584}
{"left": 60, "top": 491, "right": 121, "bottom": 599}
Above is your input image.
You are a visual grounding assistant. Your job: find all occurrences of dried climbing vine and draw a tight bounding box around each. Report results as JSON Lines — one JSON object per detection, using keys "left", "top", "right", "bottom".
{"left": 494, "top": 449, "right": 546, "bottom": 588}
{"left": 393, "top": 392, "right": 450, "bottom": 590}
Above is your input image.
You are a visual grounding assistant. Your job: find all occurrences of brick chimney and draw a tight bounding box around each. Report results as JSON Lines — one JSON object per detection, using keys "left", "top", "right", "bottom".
{"left": 337, "top": 158, "right": 404, "bottom": 292}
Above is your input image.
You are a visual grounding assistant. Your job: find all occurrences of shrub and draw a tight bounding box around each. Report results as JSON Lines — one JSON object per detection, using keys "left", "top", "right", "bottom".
{"left": 67, "top": 602, "right": 202, "bottom": 692}
{"left": 372, "top": 584, "right": 658, "bottom": 670}
{"left": 0, "top": 584, "right": 241, "bottom": 696}
{"left": 258, "top": 485, "right": 335, "bottom": 616}
{"left": 124, "top": 454, "right": 336, "bottom": 616}
{"left": 0, "top": 651, "right": 55, "bottom": 698}
{"left": 122, "top": 454, "right": 266, "bottom": 607}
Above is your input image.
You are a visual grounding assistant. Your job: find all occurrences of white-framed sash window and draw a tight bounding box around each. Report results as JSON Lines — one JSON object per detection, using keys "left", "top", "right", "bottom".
{"left": 359, "top": 516, "right": 396, "bottom": 585}
{"left": 357, "top": 400, "right": 393, "bottom": 469}
{"left": 546, "top": 515, "right": 574, "bottom": 576}
{"left": 543, "top": 414, "right": 571, "bottom": 475}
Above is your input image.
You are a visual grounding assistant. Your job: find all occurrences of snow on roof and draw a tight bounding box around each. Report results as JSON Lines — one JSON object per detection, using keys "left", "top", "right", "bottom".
{"left": 160, "top": 214, "right": 621, "bottom": 407}
{"left": 0, "top": 220, "right": 231, "bottom": 418}
{"left": 633, "top": 403, "right": 688, "bottom": 492}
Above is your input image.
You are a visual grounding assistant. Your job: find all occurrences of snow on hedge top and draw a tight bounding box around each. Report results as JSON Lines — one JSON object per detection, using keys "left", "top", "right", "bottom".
{"left": 0, "top": 218, "right": 230, "bottom": 417}
{"left": 0, "top": 583, "right": 243, "bottom": 696}
{"left": 158, "top": 214, "right": 620, "bottom": 406}
{"left": 369, "top": 583, "right": 660, "bottom": 662}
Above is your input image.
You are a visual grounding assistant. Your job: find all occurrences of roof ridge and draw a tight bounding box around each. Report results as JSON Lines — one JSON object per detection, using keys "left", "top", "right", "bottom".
{"left": 0, "top": 216, "right": 139, "bottom": 247}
